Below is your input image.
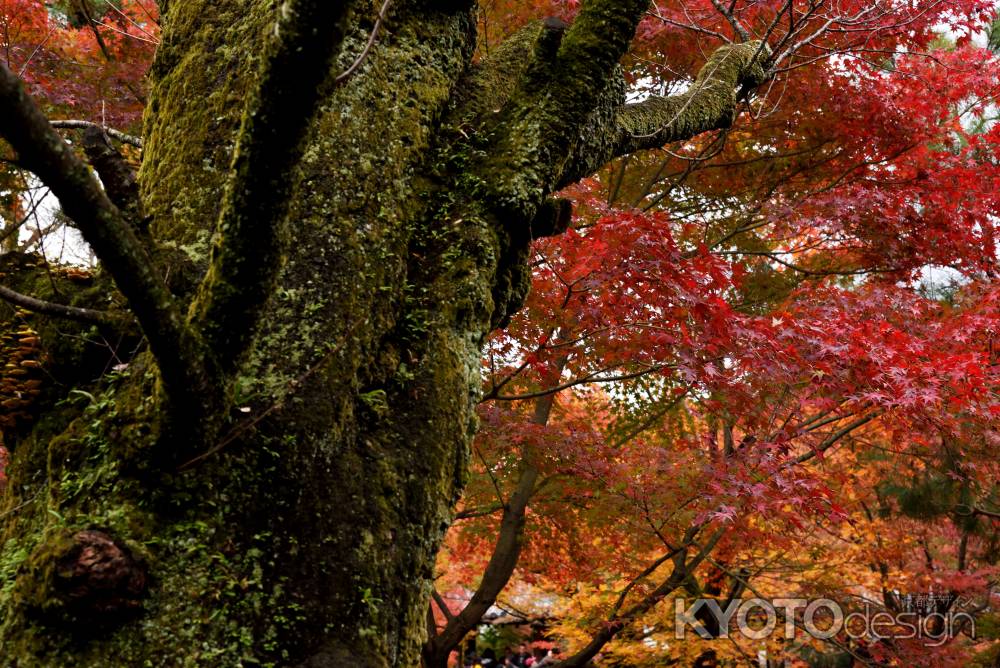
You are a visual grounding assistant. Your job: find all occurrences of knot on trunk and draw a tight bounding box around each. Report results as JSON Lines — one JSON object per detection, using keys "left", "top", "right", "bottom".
{"left": 55, "top": 530, "right": 148, "bottom": 616}
{"left": 18, "top": 528, "right": 149, "bottom": 630}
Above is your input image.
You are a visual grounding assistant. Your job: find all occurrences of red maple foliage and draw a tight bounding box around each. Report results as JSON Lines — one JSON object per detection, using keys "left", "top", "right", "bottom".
{"left": 436, "top": 1, "right": 1000, "bottom": 665}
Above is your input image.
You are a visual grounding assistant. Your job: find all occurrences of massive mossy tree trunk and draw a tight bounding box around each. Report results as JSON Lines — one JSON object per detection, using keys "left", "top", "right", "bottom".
{"left": 0, "top": 1, "right": 767, "bottom": 665}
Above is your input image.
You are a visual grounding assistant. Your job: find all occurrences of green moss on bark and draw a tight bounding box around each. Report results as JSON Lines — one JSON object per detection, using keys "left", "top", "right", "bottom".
{"left": 0, "top": 2, "right": 494, "bottom": 666}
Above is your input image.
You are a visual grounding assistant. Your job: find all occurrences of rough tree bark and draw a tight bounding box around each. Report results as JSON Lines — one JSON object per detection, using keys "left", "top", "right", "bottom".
{"left": 0, "top": 0, "right": 768, "bottom": 665}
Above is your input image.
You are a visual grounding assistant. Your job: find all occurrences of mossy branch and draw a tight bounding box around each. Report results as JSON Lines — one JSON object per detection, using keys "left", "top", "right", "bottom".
{"left": 0, "top": 63, "right": 208, "bottom": 402}
{"left": 479, "top": 0, "right": 650, "bottom": 218}
{"left": 0, "top": 283, "right": 122, "bottom": 325}
{"left": 447, "top": 20, "right": 546, "bottom": 127}
{"left": 617, "top": 40, "right": 768, "bottom": 153}
{"left": 187, "top": 0, "right": 355, "bottom": 379}
{"left": 559, "top": 40, "right": 770, "bottom": 187}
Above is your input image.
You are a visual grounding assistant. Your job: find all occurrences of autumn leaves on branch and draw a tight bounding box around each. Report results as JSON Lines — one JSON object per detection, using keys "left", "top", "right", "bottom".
{"left": 467, "top": 0, "right": 772, "bottom": 223}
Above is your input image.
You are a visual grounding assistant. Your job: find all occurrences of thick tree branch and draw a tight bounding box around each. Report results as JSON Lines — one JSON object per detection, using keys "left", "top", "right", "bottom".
{"left": 0, "top": 64, "right": 206, "bottom": 402}
{"left": 188, "top": 0, "right": 354, "bottom": 378}
{"left": 618, "top": 41, "right": 769, "bottom": 151}
{"left": 480, "top": 0, "right": 651, "bottom": 218}
{"left": 559, "top": 40, "right": 770, "bottom": 188}
{"left": 431, "top": 588, "right": 455, "bottom": 622}
{"left": 425, "top": 466, "right": 538, "bottom": 663}
{"left": 446, "top": 21, "right": 545, "bottom": 128}
{"left": 955, "top": 504, "right": 1000, "bottom": 520}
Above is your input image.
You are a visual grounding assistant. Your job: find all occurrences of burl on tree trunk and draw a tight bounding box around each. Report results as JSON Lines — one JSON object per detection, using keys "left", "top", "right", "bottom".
{"left": 0, "top": 0, "right": 767, "bottom": 665}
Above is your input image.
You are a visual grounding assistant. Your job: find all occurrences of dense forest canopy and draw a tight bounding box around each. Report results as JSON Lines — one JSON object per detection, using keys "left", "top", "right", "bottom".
{"left": 0, "top": 0, "right": 999, "bottom": 666}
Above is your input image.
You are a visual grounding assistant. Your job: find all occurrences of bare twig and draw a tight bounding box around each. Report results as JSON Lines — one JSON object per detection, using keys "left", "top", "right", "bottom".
{"left": 333, "top": 0, "right": 392, "bottom": 86}
{"left": 710, "top": 0, "right": 750, "bottom": 41}
{"left": 50, "top": 120, "right": 143, "bottom": 148}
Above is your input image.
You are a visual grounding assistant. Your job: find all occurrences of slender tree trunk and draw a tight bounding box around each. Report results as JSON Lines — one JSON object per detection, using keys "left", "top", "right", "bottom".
{"left": 424, "top": 353, "right": 568, "bottom": 667}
